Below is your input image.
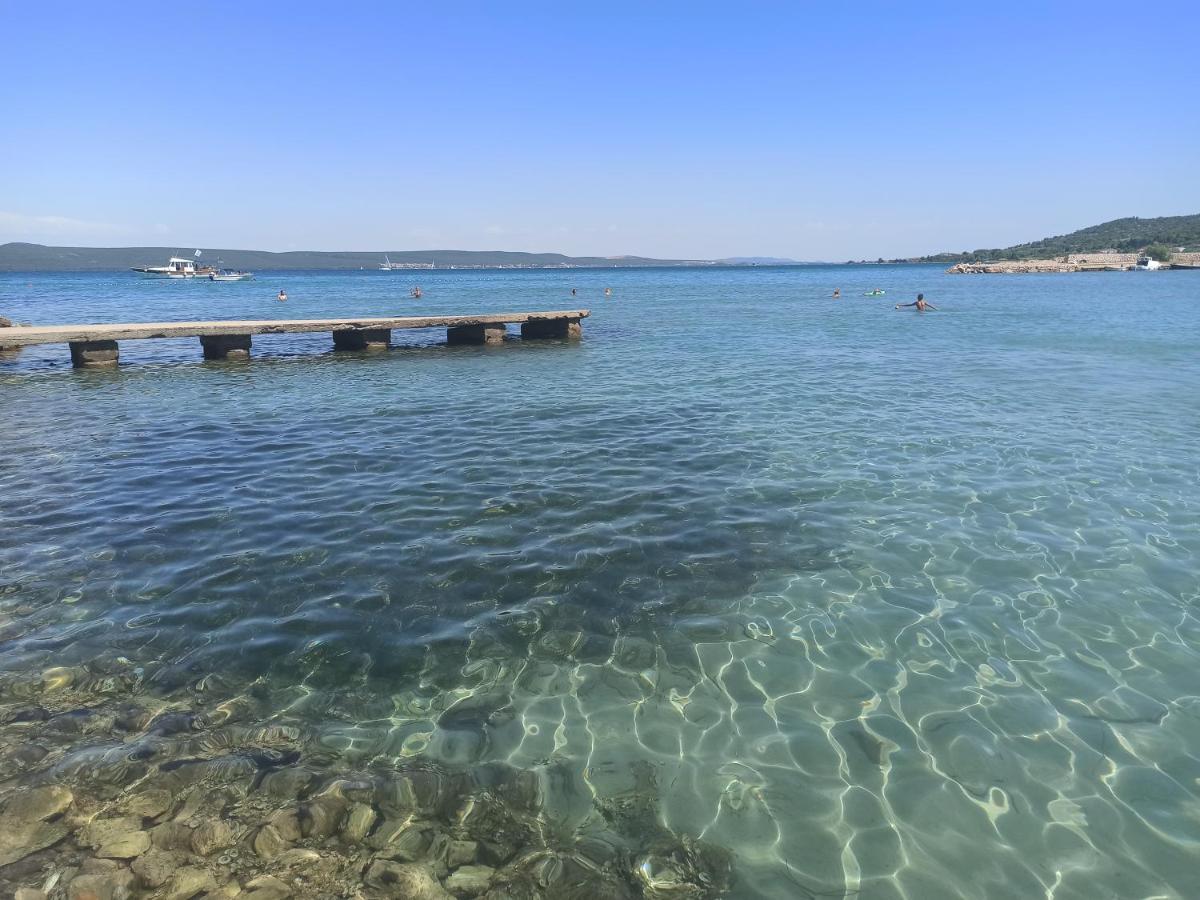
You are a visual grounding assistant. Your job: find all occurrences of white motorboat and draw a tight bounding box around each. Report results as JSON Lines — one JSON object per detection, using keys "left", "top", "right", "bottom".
{"left": 131, "top": 251, "right": 215, "bottom": 278}
{"left": 1134, "top": 256, "right": 1162, "bottom": 270}
{"left": 208, "top": 259, "right": 254, "bottom": 281}
{"left": 132, "top": 256, "right": 202, "bottom": 277}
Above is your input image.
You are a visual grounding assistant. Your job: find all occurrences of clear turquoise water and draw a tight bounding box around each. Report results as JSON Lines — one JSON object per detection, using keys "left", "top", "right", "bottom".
{"left": 1, "top": 266, "right": 1199, "bottom": 898}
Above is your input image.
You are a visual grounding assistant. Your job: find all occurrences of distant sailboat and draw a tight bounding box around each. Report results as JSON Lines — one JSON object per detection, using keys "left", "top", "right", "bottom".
{"left": 379, "top": 256, "right": 395, "bottom": 271}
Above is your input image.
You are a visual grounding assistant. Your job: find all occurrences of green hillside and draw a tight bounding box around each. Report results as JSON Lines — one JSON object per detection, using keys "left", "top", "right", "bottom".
{"left": 0, "top": 243, "right": 715, "bottom": 272}
{"left": 920, "top": 214, "right": 1200, "bottom": 263}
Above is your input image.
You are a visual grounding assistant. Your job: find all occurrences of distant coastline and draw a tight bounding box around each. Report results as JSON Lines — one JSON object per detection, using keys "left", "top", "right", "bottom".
{"left": 0, "top": 243, "right": 815, "bottom": 273}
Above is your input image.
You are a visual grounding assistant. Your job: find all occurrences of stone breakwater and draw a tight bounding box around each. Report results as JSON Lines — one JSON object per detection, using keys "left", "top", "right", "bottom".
{"left": 947, "top": 252, "right": 1200, "bottom": 274}
{"left": 0, "top": 658, "right": 731, "bottom": 900}
{"left": 946, "top": 253, "right": 1138, "bottom": 274}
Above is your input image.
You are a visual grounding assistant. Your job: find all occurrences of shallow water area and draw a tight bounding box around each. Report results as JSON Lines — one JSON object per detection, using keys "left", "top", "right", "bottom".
{"left": 1, "top": 266, "right": 1199, "bottom": 899}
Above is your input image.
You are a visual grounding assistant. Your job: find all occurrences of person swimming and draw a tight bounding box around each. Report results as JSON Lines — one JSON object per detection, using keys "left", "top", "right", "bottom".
{"left": 832, "top": 288, "right": 841, "bottom": 299}
{"left": 895, "top": 293, "right": 936, "bottom": 311}
{"left": 277, "top": 289, "right": 287, "bottom": 302}
{"left": 411, "top": 286, "right": 422, "bottom": 299}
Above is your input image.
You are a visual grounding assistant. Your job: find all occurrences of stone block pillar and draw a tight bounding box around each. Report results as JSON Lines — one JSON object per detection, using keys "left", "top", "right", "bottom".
{"left": 447, "top": 324, "right": 507, "bottom": 345}
{"left": 0, "top": 316, "right": 18, "bottom": 352}
{"left": 69, "top": 340, "right": 119, "bottom": 368}
{"left": 333, "top": 328, "right": 391, "bottom": 351}
{"left": 520, "top": 317, "right": 581, "bottom": 340}
{"left": 200, "top": 334, "right": 252, "bottom": 360}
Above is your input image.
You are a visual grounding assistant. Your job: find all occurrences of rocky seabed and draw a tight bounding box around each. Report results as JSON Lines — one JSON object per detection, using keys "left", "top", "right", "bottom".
{"left": 0, "top": 661, "right": 731, "bottom": 900}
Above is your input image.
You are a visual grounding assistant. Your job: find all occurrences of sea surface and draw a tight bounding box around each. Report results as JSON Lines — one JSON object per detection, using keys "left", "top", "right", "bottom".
{"left": 1, "top": 265, "right": 1198, "bottom": 899}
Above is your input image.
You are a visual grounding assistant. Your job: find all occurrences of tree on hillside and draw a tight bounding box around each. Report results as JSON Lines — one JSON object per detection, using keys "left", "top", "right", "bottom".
{"left": 1144, "top": 244, "right": 1172, "bottom": 262}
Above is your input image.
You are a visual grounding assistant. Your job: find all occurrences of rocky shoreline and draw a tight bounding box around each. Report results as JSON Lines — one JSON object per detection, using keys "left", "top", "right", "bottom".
{"left": 0, "top": 657, "right": 731, "bottom": 900}
{"left": 946, "top": 252, "right": 1200, "bottom": 274}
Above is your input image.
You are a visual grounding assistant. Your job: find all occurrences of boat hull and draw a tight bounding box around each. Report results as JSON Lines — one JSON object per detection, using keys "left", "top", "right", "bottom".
{"left": 131, "top": 268, "right": 205, "bottom": 278}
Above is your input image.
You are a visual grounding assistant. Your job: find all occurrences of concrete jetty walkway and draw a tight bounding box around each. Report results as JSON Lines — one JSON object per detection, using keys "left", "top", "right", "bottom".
{"left": 0, "top": 310, "right": 589, "bottom": 367}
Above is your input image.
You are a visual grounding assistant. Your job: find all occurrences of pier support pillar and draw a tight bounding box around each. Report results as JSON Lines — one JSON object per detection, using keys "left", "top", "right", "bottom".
{"left": 200, "top": 334, "right": 252, "bottom": 360}
{"left": 521, "top": 317, "right": 581, "bottom": 341}
{"left": 0, "top": 317, "right": 18, "bottom": 352}
{"left": 69, "top": 340, "right": 119, "bottom": 368}
{"left": 447, "top": 323, "right": 507, "bottom": 345}
{"left": 333, "top": 328, "right": 391, "bottom": 351}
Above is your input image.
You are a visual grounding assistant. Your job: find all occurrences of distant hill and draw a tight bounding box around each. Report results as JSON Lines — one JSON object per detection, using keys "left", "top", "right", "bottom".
{"left": 918, "top": 214, "right": 1200, "bottom": 263}
{"left": 0, "top": 243, "right": 719, "bottom": 272}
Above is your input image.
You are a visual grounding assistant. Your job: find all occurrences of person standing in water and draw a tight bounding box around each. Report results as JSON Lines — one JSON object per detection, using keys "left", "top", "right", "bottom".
{"left": 411, "top": 286, "right": 422, "bottom": 299}
{"left": 895, "top": 293, "right": 936, "bottom": 311}
{"left": 571, "top": 288, "right": 577, "bottom": 297}
{"left": 832, "top": 288, "right": 840, "bottom": 299}
{"left": 604, "top": 287, "right": 612, "bottom": 297}
{"left": 277, "top": 289, "right": 287, "bottom": 302}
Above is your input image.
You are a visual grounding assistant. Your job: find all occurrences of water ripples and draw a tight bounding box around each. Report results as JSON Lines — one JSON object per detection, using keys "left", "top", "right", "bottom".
{"left": 1, "top": 267, "right": 1199, "bottom": 897}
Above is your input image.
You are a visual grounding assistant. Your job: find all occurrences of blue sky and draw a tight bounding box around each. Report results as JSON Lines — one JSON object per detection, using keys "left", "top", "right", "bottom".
{"left": 1, "top": 1, "right": 1196, "bottom": 259}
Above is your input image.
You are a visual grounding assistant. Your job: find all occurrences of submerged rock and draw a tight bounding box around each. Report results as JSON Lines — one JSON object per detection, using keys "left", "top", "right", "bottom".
{"left": 5, "top": 705, "right": 51, "bottom": 724}
{"left": 0, "top": 785, "right": 74, "bottom": 866}
{"left": 190, "top": 818, "right": 235, "bottom": 856}
{"left": 341, "top": 801, "right": 377, "bottom": 843}
{"left": 364, "top": 860, "right": 452, "bottom": 899}
{"left": 243, "top": 874, "right": 293, "bottom": 899}
{"left": 119, "top": 788, "right": 173, "bottom": 821}
{"left": 634, "top": 836, "right": 733, "bottom": 900}
{"left": 454, "top": 793, "right": 528, "bottom": 866}
{"left": 259, "top": 767, "right": 314, "bottom": 800}
{"left": 446, "top": 839, "right": 478, "bottom": 868}
{"left": 301, "top": 795, "right": 346, "bottom": 839}
{"left": 149, "top": 820, "right": 193, "bottom": 851}
{"left": 79, "top": 816, "right": 150, "bottom": 859}
{"left": 444, "top": 863, "right": 495, "bottom": 897}
{"left": 253, "top": 823, "right": 291, "bottom": 859}
{"left": 66, "top": 868, "right": 137, "bottom": 900}
{"left": 368, "top": 818, "right": 428, "bottom": 856}
{"left": 163, "top": 866, "right": 217, "bottom": 900}
{"left": 147, "top": 710, "right": 198, "bottom": 736}
{"left": 156, "top": 755, "right": 257, "bottom": 796}
{"left": 275, "top": 847, "right": 323, "bottom": 869}
{"left": 267, "top": 807, "right": 304, "bottom": 843}
{"left": 131, "top": 848, "right": 188, "bottom": 888}
{"left": 5, "top": 742, "right": 50, "bottom": 772}
{"left": 80, "top": 857, "right": 121, "bottom": 874}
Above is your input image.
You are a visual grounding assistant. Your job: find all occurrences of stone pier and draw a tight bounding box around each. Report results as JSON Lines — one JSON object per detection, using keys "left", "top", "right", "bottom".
{"left": 69, "top": 340, "right": 119, "bottom": 368}
{"left": 0, "top": 310, "right": 589, "bottom": 369}
{"left": 333, "top": 328, "right": 391, "bottom": 351}
{"left": 200, "top": 334, "right": 252, "bottom": 360}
